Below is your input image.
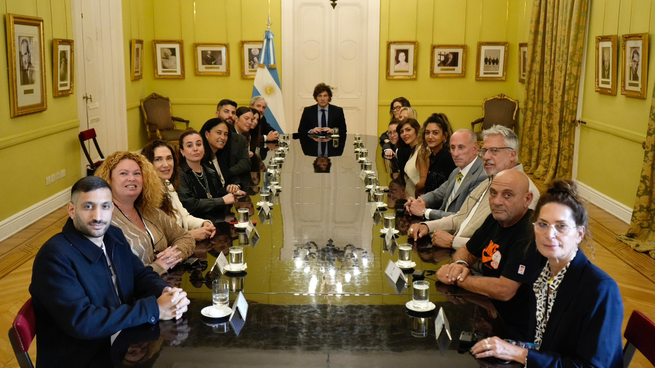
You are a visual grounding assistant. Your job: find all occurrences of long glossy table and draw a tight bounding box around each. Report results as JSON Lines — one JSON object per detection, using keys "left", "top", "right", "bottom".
{"left": 111, "top": 135, "right": 511, "bottom": 367}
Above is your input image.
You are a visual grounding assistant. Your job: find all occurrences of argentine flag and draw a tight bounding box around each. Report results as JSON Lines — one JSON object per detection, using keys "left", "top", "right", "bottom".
{"left": 251, "top": 30, "right": 287, "bottom": 133}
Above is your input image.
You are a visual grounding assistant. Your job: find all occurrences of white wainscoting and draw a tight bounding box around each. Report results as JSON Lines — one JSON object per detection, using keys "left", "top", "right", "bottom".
{"left": 576, "top": 181, "right": 632, "bottom": 224}
{"left": 0, "top": 188, "right": 70, "bottom": 242}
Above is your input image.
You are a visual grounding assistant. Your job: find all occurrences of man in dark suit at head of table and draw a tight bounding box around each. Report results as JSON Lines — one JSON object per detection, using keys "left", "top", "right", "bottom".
{"left": 29, "top": 176, "right": 190, "bottom": 368}
{"left": 297, "top": 82, "right": 347, "bottom": 136}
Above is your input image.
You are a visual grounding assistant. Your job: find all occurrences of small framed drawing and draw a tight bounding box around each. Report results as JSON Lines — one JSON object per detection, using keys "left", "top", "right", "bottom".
{"left": 241, "top": 40, "right": 262, "bottom": 79}
{"left": 6, "top": 13, "right": 47, "bottom": 117}
{"left": 621, "top": 33, "right": 649, "bottom": 99}
{"left": 194, "top": 43, "right": 229, "bottom": 76}
{"left": 153, "top": 40, "right": 184, "bottom": 79}
{"left": 595, "top": 35, "right": 617, "bottom": 95}
{"left": 131, "top": 39, "right": 144, "bottom": 81}
{"left": 475, "top": 42, "right": 508, "bottom": 81}
{"left": 518, "top": 43, "right": 528, "bottom": 84}
{"left": 430, "top": 45, "right": 466, "bottom": 78}
{"left": 387, "top": 41, "right": 417, "bottom": 79}
{"left": 53, "top": 39, "right": 74, "bottom": 97}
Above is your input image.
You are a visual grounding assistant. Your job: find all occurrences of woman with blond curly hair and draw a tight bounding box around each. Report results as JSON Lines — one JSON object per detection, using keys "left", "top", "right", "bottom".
{"left": 95, "top": 151, "right": 195, "bottom": 275}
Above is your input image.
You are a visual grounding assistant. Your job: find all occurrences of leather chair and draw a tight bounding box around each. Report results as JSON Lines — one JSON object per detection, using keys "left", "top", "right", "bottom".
{"left": 79, "top": 128, "right": 105, "bottom": 176}
{"left": 140, "top": 93, "right": 190, "bottom": 146}
{"left": 623, "top": 310, "right": 655, "bottom": 367}
{"left": 8, "top": 298, "right": 36, "bottom": 368}
{"left": 470, "top": 94, "right": 519, "bottom": 140}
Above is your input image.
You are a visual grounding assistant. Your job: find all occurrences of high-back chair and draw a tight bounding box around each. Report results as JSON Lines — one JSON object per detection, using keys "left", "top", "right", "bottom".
{"left": 140, "top": 93, "right": 190, "bottom": 147}
{"left": 78, "top": 128, "right": 105, "bottom": 176}
{"left": 8, "top": 298, "right": 36, "bottom": 368}
{"left": 470, "top": 94, "right": 519, "bottom": 140}
{"left": 623, "top": 310, "right": 655, "bottom": 367}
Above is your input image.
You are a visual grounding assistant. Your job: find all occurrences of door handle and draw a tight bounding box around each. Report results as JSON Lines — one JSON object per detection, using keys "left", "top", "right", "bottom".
{"left": 83, "top": 94, "right": 93, "bottom": 102}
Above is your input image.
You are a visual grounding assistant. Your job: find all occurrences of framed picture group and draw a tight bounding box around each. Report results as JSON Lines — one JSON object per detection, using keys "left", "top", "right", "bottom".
{"left": 621, "top": 33, "right": 648, "bottom": 99}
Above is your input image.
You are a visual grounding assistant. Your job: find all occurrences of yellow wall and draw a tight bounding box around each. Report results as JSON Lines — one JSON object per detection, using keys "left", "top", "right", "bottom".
{"left": 578, "top": 0, "right": 654, "bottom": 207}
{"left": 377, "top": 0, "right": 531, "bottom": 134}
{"left": 122, "top": 0, "right": 282, "bottom": 150}
{"left": 0, "top": 0, "right": 80, "bottom": 222}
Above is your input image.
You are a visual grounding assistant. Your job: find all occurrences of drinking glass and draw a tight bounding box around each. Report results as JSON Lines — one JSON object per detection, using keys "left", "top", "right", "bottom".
{"left": 212, "top": 278, "right": 229, "bottom": 307}
{"left": 398, "top": 243, "right": 412, "bottom": 263}
{"left": 229, "top": 246, "right": 244, "bottom": 267}
{"left": 383, "top": 213, "right": 395, "bottom": 229}
{"left": 237, "top": 208, "right": 249, "bottom": 223}
{"left": 412, "top": 280, "right": 430, "bottom": 309}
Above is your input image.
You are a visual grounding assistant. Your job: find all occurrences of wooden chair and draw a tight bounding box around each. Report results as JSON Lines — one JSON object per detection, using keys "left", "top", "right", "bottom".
{"left": 470, "top": 94, "right": 519, "bottom": 140}
{"left": 78, "top": 128, "right": 105, "bottom": 176}
{"left": 8, "top": 298, "right": 36, "bottom": 368}
{"left": 623, "top": 310, "right": 655, "bottom": 367}
{"left": 140, "top": 93, "right": 190, "bottom": 145}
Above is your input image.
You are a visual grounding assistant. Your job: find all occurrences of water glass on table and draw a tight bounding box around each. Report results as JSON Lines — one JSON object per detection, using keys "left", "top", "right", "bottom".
{"left": 412, "top": 280, "right": 430, "bottom": 309}
{"left": 212, "top": 279, "right": 229, "bottom": 307}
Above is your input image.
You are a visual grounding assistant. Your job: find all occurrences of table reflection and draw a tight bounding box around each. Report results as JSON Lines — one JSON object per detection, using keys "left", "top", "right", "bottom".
{"left": 110, "top": 135, "right": 511, "bottom": 368}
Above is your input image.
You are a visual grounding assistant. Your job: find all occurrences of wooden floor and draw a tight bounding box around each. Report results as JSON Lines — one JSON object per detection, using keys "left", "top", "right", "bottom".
{"left": 0, "top": 200, "right": 654, "bottom": 367}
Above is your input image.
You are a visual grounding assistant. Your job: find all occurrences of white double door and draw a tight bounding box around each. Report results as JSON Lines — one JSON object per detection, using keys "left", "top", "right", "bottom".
{"left": 282, "top": 0, "right": 380, "bottom": 135}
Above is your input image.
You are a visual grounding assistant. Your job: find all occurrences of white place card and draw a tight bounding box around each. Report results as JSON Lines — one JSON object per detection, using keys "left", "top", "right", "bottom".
{"left": 384, "top": 259, "right": 407, "bottom": 294}
{"left": 260, "top": 201, "right": 271, "bottom": 215}
{"left": 359, "top": 169, "right": 368, "bottom": 181}
{"left": 384, "top": 228, "right": 396, "bottom": 247}
{"left": 434, "top": 307, "right": 452, "bottom": 340}
{"left": 212, "top": 251, "right": 229, "bottom": 274}
{"left": 370, "top": 203, "right": 378, "bottom": 217}
{"left": 230, "top": 291, "right": 249, "bottom": 322}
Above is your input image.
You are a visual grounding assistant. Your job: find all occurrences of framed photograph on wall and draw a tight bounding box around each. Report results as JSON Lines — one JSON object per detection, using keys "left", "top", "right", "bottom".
{"left": 621, "top": 33, "right": 648, "bottom": 99}
{"left": 387, "top": 41, "right": 417, "bottom": 79}
{"left": 153, "top": 40, "right": 184, "bottom": 79}
{"left": 430, "top": 45, "right": 466, "bottom": 78}
{"left": 131, "top": 39, "right": 144, "bottom": 81}
{"left": 518, "top": 43, "right": 528, "bottom": 84}
{"left": 595, "top": 35, "right": 617, "bottom": 95}
{"left": 475, "top": 42, "right": 508, "bottom": 81}
{"left": 241, "top": 40, "right": 262, "bottom": 79}
{"left": 53, "top": 39, "right": 74, "bottom": 97}
{"left": 6, "top": 13, "right": 47, "bottom": 117}
{"left": 194, "top": 43, "right": 229, "bottom": 76}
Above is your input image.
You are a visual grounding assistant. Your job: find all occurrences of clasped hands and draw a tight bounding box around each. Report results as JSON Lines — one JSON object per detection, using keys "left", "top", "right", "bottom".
{"left": 404, "top": 197, "right": 427, "bottom": 217}
{"left": 310, "top": 127, "right": 333, "bottom": 135}
{"left": 155, "top": 245, "right": 182, "bottom": 270}
{"left": 436, "top": 262, "right": 471, "bottom": 285}
{"left": 158, "top": 286, "right": 190, "bottom": 321}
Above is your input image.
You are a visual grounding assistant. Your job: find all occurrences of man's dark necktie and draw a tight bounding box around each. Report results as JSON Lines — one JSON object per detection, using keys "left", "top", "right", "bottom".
{"left": 320, "top": 109, "right": 326, "bottom": 128}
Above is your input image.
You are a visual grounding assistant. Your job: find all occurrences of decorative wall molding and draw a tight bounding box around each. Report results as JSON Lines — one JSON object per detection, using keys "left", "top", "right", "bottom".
{"left": 378, "top": 100, "right": 481, "bottom": 107}
{"left": 0, "top": 119, "right": 79, "bottom": 151}
{"left": 576, "top": 181, "right": 632, "bottom": 224}
{"left": 579, "top": 117, "right": 646, "bottom": 144}
{"left": 0, "top": 187, "right": 70, "bottom": 242}
{"left": 126, "top": 101, "right": 140, "bottom": 110}
{"left": 170, "top": 99, "right": 251, "bottom": 106}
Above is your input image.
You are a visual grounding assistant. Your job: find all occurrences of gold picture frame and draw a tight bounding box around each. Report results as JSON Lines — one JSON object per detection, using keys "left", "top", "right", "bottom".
{"left": 194, "top": 43, "right": 229, "bottom": 76}
{"left": 621, "top": 33, "right": 648, "bottom": 99}
{"left": 430, "top": 44, "right": 466, "bottom": 78}
{"left": 130, "top": 39, "right": 144, "bottom": 81}
{"left": 518, "top": 43, "right": 528, "bottom": 84}
{"left": 6, "top": 13, "right": 47, "bottom": 117}
{"left": 153, "top": 40, "right": 184, "bottom": 79}
{"left": 595, "top": 35, "right": 617, "bottom": 95}
{"left": 241, "top": 40, "right": 263, "bottom": 79}
{"left": 475, "top": 42, "right": 508, "bottom": 81}
{"left": 387, "top": 41, "right": 417, "bottom": 80}
{"left": 53, "top": 39, "right": 74, "bottom": 97}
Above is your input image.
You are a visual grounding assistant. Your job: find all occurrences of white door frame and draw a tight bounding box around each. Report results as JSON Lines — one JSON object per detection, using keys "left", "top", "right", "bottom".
{"left": 281, "top": 0, "right": 380, "bottom": 135}
{"left": 71, "top": 0, "right": 128, "bottom": 175}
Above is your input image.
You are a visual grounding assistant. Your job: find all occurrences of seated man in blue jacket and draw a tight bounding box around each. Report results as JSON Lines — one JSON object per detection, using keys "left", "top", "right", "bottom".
{"left": 29, "top": 176, "right": 190, "bottom": 368}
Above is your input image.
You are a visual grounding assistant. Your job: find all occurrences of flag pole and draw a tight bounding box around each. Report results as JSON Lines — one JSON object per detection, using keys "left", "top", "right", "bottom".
{"left": 267, "top": 0, "right": 271, "bottom": 30}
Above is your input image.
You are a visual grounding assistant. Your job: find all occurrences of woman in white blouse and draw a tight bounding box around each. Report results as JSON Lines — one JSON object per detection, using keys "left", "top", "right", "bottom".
{"left": 142, "top": 140, "right": 216, "bottom": 241}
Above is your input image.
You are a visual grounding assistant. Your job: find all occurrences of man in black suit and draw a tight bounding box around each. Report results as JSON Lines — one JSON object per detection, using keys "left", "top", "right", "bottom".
{"left": 297, "top": 83, "right": 347, "bottom": 136}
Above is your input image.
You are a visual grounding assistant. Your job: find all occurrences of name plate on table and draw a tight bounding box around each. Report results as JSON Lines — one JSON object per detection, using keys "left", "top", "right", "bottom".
{"left": 212, "top": 252, "right": 229, "bottom": 274}
{"left": 245, "top": 221, "right": 259, "bottom": 239}
{"left": 434, "top": 307, "right": 452, "bottom": 341}
{"left": 359, "top": 169, "right": 368, "bottom": 181}
{"left": 259, "top": 201, "right": 271, "bottom": 216}
{"left": 384, "top": 259, "right": 407, "bottom": 294}
{"left": 229, "top": 291, "right": 249, "bottom": 336}
{"left": 384, "top": 228, "right": 397, "bottom": 247}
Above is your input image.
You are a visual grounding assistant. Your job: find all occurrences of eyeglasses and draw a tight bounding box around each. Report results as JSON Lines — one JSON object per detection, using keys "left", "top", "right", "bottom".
{"left": 392, "top": 106, "right": 402, "bottom": 111}
{"left": 477, "top": 147, "right": 514, "bottom": 157}
{"left": 533, "top": 221, "right": 576, "bottom": 235}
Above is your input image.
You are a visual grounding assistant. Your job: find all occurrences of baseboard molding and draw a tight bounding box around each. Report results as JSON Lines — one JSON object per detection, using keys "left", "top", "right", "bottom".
{"left": 0, "top": 188, "right": 71, "bottom": 242}
{"left": 576, "top": 181, "right": 632, "bottom": 224}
